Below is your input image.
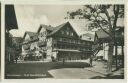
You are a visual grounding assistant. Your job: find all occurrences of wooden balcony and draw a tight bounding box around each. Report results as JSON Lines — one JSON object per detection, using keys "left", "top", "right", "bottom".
{"left": 37, "top": 41, "right": 46, "bottom": 47}
{"left": 53, "top": 40, "right": 92, "bottom": 47}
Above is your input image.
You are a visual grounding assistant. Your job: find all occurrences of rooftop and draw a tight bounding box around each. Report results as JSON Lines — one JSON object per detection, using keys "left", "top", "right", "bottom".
{"left": 37, "top": 24, "right": 55, "bottom": 33}
{"left": 81, "top": 33, "right": 95, "bottom": 41}
{"left": 95, "top": 29, "right": 109, "bottom": 39}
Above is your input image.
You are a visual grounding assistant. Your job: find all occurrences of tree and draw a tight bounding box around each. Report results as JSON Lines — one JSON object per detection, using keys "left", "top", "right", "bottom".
{"left": 66, "top": 5, "right": 124, "bottom": 73}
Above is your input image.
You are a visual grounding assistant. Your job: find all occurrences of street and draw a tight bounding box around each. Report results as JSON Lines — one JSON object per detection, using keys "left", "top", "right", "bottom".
{"left": 5, "top": 60, "right": 124, "bottom": 79}
{"left": 48, "top": 68, "right": 105, "bottom": 79}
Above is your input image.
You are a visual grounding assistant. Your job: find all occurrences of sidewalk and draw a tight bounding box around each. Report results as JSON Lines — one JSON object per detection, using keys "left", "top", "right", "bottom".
{"left": 84, "top": 61, "right": 124, "bottom": 77}
{"left": 84, "top": 61, "right": 108, "bottom": 75}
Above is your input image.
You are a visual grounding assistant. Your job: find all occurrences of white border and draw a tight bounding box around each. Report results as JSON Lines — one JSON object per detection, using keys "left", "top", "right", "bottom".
{"left": 1, "top": 0, "right": 125, "bottom": 5}
{"left": 1, "top": 0, "right": 127, "bottom": 83}
{"left": 1, "top": 1, "right": 5, "bottom": 81}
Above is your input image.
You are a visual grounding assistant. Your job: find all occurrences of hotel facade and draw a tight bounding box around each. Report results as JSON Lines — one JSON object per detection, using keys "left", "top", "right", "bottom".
{"left": 22, "top": 22, "right": 93, "bottom": 61}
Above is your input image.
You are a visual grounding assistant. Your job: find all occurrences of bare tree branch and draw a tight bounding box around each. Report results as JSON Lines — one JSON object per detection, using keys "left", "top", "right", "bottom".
{"left": 104, "top": 8, "right": 113, "bottom": 31}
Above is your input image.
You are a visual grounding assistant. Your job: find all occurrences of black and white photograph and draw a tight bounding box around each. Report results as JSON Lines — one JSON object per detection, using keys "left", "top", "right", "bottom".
{"left": 5, "top": 4, "right": 124, "bottom": 79}
{"left": 0, "top": 3, "right": 1, "bottom": 79}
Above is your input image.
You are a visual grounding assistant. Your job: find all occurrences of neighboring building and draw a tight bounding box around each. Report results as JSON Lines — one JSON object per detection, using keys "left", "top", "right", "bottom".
{"left": 12, "top": 37, "right": 23, "bottom": 49}
{"left": 94, "top": 27, "right": 124, "bottom": 63}
{"left": 5, "top": 5, "right": 18, "bottom": 63}
{"left": 22, "top": 31, "right": 39, "bottom": 60}
{"left": 22, "top": 22, "right": 93, "bottom": 61}
{"left": 12, "top": 37, "right": 23, "bottom": 60}
{"left": 37, "top": 24, "right": 55, "bottom": 60}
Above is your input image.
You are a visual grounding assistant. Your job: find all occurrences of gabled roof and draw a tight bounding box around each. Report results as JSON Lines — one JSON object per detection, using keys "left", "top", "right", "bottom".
{"left": 95, "top": 29, "right": 109, "bottom": 39}
{"left": 47, "top": 22, "right": 68, "bottom": 36}
{"left": 37, "top": 22, "right": 79, "bottom": 38}
{"left": 37, "top": 24, "right": 55, "bottom": 33}
{"left": 23, "top": 31, "right": 35, "bottom": 38}
{"left": 23, "top": 31, "right": 38, "bottom": 41}
{"left": 95, "top": 26, "right": 124, "bottom": 39}
{"left": 47, "top": 22, "right": 79, "bottom": 38}
{"left": 94, "top": 29, "right": 110, "bottom": 43}
{"left": 94, "top": 28, "right": 124, "bottom": 44}
{"left": 26, "top": 31, "right": 36, "bottom": 37}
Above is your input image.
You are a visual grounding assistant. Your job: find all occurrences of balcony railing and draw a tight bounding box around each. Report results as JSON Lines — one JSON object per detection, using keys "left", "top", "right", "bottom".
{"left": 53, "top": 40, "right": 91, "bottom": 46}
{"left": 37, "top": 41, "right": 46, "bottom": 47}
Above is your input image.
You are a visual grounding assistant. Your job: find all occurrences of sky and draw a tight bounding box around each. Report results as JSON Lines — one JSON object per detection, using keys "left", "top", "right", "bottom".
{"left": 9, "top": 5, "right": 89, "bottom": 37}
{"left": 9, "top": 5, "right": 124, "bottom": 37}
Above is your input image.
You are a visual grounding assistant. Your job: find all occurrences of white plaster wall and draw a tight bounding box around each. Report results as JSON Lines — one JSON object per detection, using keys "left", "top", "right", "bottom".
{"left": 46, "top": 38, "right": 53, "bottom": 59}
{"left": 24, "top": 34, "right": 30, "bottom": 41}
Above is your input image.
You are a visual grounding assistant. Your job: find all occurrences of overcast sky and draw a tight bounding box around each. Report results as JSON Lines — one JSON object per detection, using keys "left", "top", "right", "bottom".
{"left": 9, "top": 5, "right": 124, "bottom": 37}
{"left": 10, "top": 5, "right": 89, "bottom": 37}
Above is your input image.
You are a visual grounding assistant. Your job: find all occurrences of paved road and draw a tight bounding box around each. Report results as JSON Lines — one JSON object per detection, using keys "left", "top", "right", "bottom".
{"left": 5, "top": 60, "right": 123, "bottom": 79}
{"left": 48, "top": 68, "right": 105, "bottom": 79}
{"left": 5, "top": 61, "right": 90, "bottom": 79}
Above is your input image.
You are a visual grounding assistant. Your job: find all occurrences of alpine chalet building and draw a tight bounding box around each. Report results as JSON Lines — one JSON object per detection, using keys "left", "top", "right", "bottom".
{"left": 22, "top": 32, "right": 39, "bottom": 60}
{"left": 22, "top": 22, "right": 93, "bottom": 61}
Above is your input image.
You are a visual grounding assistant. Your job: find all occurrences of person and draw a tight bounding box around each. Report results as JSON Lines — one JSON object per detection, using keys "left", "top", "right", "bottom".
{"left": 89, "top": 56, "right": 93, "bottom": 67}
{"left": 62, "top": 58, "right": 65, "bottom": 65}
{"left": 15, "top": 55, "right": 18, "bottom": 63}
{"left": 51, "top": 56, "right": 55, "bottom": 62}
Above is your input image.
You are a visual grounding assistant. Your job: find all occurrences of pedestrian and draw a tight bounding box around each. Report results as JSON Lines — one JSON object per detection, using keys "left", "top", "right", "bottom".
{"left": 62, "top": 58, "right": 65, "bottom": 65}
{"left": 15, "top": 56, "right": 18, "bottom": 63}
{"left": 89, "top": 56, "right": 93, "bottom": 67}
{"left": 51, "top": 56, "right": 54, "bottom": 62}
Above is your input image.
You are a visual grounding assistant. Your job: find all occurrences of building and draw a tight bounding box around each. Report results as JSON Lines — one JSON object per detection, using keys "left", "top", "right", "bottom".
{"left": 80, "top": 33, "right": 95, "bottom": 42}
{"left": 5, "top": 5, "right": 18, "bottom": 63}
{"left": 94, "top": 27, "right": 124, "bottom": 65}
{"left": 22, "top": 31, "right": 39, "bottom": 60}
{"left": 22, "top": 22, "right": 93, "bottom": 61}
{"left": 12, "top": 37, "right": 23, "bottom": 60}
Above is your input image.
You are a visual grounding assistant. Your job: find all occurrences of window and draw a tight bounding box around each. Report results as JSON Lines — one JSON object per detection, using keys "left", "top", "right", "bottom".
{"left": 67, "top": 27, "right": 70, "bottom": 30}
{"left": 71, "top": 46, "right": 73, "bottom": 49}
{"left": 67, "top": 31, "right": 70, "bottom": 35}
{"left": 86, "top": 42, "right": 89, "bottom": 45}
{"left": 71, "top": 39, "right": 74, "bottom": 43}
{"left": 78, "top": 40, "right": 81, "bottom": 44}
{"left": 63, "top": 38, "right": 66, "bottom": 42}
{"left": 61, "top": 31, "right": 64, "bottom": 34}
{"left": 75, "top": 40, "right": 78, "bottom": 44}
{"left": 59, "top": 38, "right": 63, "bottom": 41}
{"left": 80, "top": 41, "right": 83, "bottom": 44}
{"left": 122, "top": 32, "right": 124, "bottom": 35}
{"left": 63, "top": 38, "right": 68, "bottom": 42}
{"left": 71, "top": 32, "right": 73, "bottom": 36}
{"left": 60, "top": 45, "right": 63, "bottom": 49}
